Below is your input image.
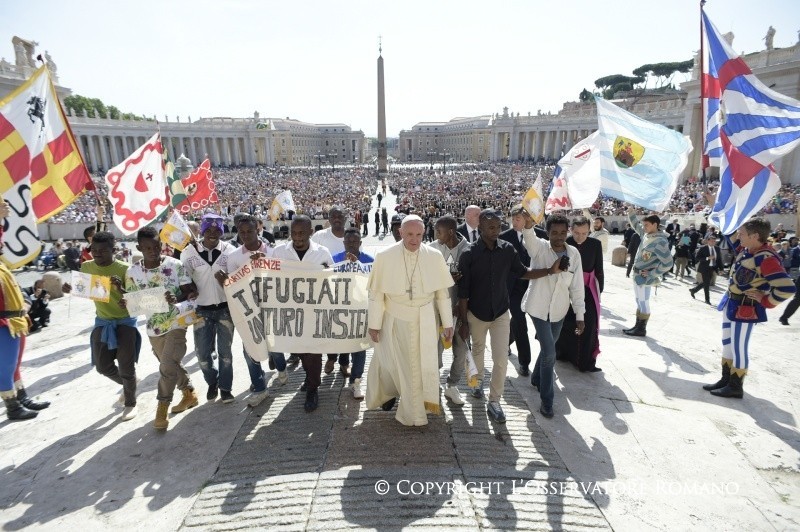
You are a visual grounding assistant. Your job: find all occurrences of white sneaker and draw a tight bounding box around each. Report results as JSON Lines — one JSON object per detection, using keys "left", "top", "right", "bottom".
{"left": 247, "top": 390, "right": 269, "bottom": 407}
{"left": 277, "top": 371, "right": 288, "bottom": 386}
{"left": 116, "top": 393, "right": 125, "bottom": 407}
{"left": 120, "top": 405, "right": 138, "bottom": 421}
{"left": 352, "top": 378, "right": 364, "bottom": 400}
{"left": 444, "top": 385, "right": 465, "bottom": 405}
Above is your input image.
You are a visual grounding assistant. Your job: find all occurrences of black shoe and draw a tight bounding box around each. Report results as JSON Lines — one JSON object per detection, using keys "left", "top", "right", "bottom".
{"left": 518, "top": 366, "right": 530, "bottom": 377}
{"left": 207, "top": 384, "right": 219, "bottom": 401}
{"left": 304, "top": 390, "right": 319, "bottom": 412}
{"left": 17, "top": 388, "right": 50, "bottom": 410}
{"left": 539, "top": 404, "right": 554, "bottom": 418}
{"left": 220, "top": 390, "right": 235, "bottom": 403}
{"left": 531, "top": 378, "right": 539, "bottom": 390}
{"left": 381, "top": 397, "right": 397, "bottom": 411}
{"left": 710, "top": 373, "right": 744, "bottom": 398}
{"left": 470, "top": 387, "right": 484, "bottom": 399}
{"left": 287, "top": 354, "right": 300, "bottom": 366}
{"left": 780, "top": 317, "right": 790, "bottom": 326}
{"left": 689, "top": 288, "right": 696, "bottom": 299}
{"left": 300, "top": 380, "right": 308, "bottom": 392}
{"left": 4, "top": 397, "right": 37, "bottom": 421}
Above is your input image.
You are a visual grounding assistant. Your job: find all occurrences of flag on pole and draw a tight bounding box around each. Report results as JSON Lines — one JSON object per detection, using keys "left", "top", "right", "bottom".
{"left": 159, "top": 210, "right": 193, "bottom": 250}
{"left": 522, "top": 169, "right": 545, "bottom": 224}
{"left": 269, "top": 189, "right": 296, "bottom": 222}
{"left": 545, "top": 164, "right": 573, "bottom": 214}
{"left": 105, "top": 132, "right": 170, "bottom": 235}
{"left": 701, "top": 10, "right": 800, "bottom": 234}
{"left": 557, "top": 132, "right": 603, "bottom": 209}
{"left": 594, "top": 96, "right": 692, "bottom": 212}
{"left": 178, "top": 158, "right": 218, "bottom": 213}
{"left": 0, "top": 66, "right": 93, "bottom": 267}
{"left": 165, "top": 151, "right": 186, "bottom": 212}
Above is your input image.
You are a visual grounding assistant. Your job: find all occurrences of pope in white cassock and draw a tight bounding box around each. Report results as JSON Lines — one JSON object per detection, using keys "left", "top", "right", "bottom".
{"left": 365, "top": 215, "right": 454, "bottom": 426}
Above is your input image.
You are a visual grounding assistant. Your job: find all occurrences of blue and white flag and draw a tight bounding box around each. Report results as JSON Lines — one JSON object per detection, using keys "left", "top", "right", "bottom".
{"left": 594, "top": 96, "right": 692, "bottom": 212}
{"left": 702, "top": 10, "right": 800, "bottom": 234}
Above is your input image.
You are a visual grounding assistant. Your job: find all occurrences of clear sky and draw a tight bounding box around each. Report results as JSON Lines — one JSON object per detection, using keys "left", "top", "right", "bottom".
{"left": 2, "top": 0, "right": 798, "bottom": 137}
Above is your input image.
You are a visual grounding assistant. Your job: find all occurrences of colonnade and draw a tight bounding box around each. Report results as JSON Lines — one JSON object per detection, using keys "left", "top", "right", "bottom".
{"left": 74, "top": 133, "right": 262, "bottom": 172}
{"left": 492, "top": 128, "right": 596, "bottom": 161}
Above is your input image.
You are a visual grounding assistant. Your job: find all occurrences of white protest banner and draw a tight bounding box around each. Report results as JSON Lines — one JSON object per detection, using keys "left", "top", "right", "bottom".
{"left": 123, "top": 286, "right": 169, "bottom": 317}
{"left": 70, "top": 271, "right": 111, "bottom": 302}
{"left": 223, "top": 257, "right": 370, "bottom": 360}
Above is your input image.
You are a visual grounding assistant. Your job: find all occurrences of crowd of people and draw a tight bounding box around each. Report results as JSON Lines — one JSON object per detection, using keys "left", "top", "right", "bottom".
{"left": 2, "top": 179, "right": 798, "bottom": 431}
{"left": 42, "top": 163, "right": 799, "bottom": 227}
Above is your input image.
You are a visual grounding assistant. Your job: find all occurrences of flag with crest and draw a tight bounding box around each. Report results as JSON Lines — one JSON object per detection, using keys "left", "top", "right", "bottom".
{"left": 522, "top": 169, "right": 545, "bottom": 224}
{"left": 105, "top": 132, "right": 170, "bottom": 235}
{"left": 0, "top": 66, "right": 93, "bottom": 267}
{"left": 701, "top": 9, "right": 800, "bottom": 234}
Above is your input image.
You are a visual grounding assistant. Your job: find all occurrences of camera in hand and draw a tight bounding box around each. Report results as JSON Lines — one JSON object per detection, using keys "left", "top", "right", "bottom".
{"left": 559, "top": 255, "right": 570, "bottom": 271}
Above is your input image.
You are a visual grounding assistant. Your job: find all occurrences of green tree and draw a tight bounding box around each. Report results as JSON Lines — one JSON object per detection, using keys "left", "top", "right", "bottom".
{"left": 632, "top": 59, "right": 693, "bottom": 89}
{"left": 594, "top": 74, "right": 645, "bottom": 99}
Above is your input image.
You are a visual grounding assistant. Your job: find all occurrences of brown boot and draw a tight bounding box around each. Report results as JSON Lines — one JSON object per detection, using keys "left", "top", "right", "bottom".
{"left": 171, "top": 387, "right": 199, "bottom": 413}
{"left": 154, "top": 401, "right": 170, "bottom": 430}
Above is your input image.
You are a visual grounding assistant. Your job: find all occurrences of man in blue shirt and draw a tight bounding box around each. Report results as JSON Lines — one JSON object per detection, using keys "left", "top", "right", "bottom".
{"left": 331, "top": 228, "right": 374, "bottom": 399}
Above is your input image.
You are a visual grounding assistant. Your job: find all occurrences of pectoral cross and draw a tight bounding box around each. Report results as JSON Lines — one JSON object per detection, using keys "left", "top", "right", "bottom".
{"left": 406, "top": 286, "right": 413, "bottom": 299}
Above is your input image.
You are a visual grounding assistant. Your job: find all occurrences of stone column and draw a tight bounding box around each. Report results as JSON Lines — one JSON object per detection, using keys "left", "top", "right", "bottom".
{"left": 109, "top": 136, "right": 120, "bottom": 166}
{"left": 223, "top": 137, "right": 232, "bottom": 166}
{"left": 87, "top": 135, "right": 99, "bottom": 172}
{"left": 212, "top": 137, "right": 221, "bottom": 165}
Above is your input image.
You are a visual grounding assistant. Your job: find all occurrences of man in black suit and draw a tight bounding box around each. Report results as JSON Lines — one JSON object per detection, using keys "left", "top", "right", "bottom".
{"left": 665, "top": 218, "right": 681, "bottom": 246}
{"left": 690, "top": 235, "right": 722, "bottom": 304}
{"left": 499, "top": 206, "right": 533, "bottom": 376}
{"left": 457, "top": 205, "right": 482, "bottom": 244}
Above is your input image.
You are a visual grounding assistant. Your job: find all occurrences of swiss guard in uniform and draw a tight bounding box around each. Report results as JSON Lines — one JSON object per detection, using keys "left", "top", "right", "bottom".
{"left": 703, "top": 219, "right": 796, "bottom": 398}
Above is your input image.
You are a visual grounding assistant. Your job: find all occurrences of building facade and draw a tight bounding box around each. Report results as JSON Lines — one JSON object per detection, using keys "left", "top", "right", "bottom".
{"left": 399, "top": 40, "right": 800, "bottom": 183}
{"left": 399, "top": 116, "right": 492, "bottom": 164}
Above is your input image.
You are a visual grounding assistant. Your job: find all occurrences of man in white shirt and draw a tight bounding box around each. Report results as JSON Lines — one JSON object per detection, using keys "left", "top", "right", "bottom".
{"left": 589, "top": 216, "right": 610, "bottom": 253}
{"left": 214, "top": 215, "right": 276, "bottom": 408}
{"left": 182, "top": 214, "right": 237, "bottom": 403}
{"left": 521, "top": 212, "right": 586, "bottom": 419}
{"left": 272, "top": 215, "right": 333, "bottom": 412}
{"left": 310, "top": 206, "right": 350, "bottom": 375}
{"left": 311, "top": 206, "right": 346, "bottom": 257}
{"left": 457, "top": 205, "right": 481, "bottom": 244}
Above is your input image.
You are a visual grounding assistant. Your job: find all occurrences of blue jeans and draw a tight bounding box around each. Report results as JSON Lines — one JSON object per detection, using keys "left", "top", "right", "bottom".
{"left": 270, "top": 352, "right": 286, "bottom": 371}
{"left": 194, "top": 307, "right": 235, "bottom": 392}
{"left": 531, "top": 317, "right": 564, "bottom": 409}
{"left": 348, "top": 351, "right": 366, "bottom": 384}
{"left": 244, "top": 349, "right": 266, "bottom": 393}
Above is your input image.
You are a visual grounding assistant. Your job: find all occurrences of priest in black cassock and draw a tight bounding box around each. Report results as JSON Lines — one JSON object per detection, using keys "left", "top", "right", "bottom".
{"left": 556, "top": 216, "right": 604, "bottom": 372}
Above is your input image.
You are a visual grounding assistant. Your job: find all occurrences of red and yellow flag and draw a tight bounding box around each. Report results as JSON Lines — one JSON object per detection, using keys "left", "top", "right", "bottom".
{"left": 0, "top": 66, "right": 93, "bottom": 268}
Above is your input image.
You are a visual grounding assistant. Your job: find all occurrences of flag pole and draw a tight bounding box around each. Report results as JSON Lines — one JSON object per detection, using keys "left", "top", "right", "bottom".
{"left": 699, "top": 0, "right": 707, "bottom": 184}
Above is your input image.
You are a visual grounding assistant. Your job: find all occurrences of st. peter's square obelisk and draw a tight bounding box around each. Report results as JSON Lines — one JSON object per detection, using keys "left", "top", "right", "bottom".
{"left": 377, "top": 38, "right": 387, "bottom": 173}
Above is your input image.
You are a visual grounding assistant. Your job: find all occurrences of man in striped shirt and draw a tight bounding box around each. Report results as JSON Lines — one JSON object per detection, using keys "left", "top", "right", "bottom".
{"left": 703, "top": 218, "right": 796, "bottom": 398}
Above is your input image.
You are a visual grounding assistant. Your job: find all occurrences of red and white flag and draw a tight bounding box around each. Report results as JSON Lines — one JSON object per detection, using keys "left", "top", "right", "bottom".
{"left": 177, "top": 158, "right": 218, "bottom": 213}
{"left": 0, "top": 66, "right": 93, "bottom": 268}
{"left": 105, "top": 132, "right": 170, "bottom": 235}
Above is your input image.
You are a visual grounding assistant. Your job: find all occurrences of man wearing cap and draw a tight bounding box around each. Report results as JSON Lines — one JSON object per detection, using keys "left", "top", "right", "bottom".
{"left": 182, "top": 214, "right": 239, "bottom": 403}
{"left": 690, "top": 235, "right": 722, "bottom": 305}
{"left": 390, "top": 214, "right": 405, "bottom": 242}
{"left": 365, "top": 215, "right": 454, "bottom": 426}
{"left": 623, "top": 209, "right": 673, "bottom": 337}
